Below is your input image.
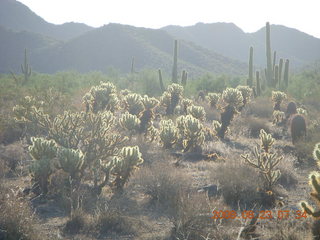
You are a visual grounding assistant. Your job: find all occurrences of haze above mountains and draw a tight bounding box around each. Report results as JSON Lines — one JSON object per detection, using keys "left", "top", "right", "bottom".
{"left": 1, "top": 0, "right": 320, "bottom": 76}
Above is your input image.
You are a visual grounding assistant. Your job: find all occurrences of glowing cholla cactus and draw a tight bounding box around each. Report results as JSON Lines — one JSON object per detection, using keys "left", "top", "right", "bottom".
{"left": 236, "top": 85, "right": 253, "bottom": 107}
{"left": 271, "top": 91, "right": 287, "bottom": 111}
{"left": 119, "top": 112, "right": 141, "bottom": 133}
{"left": 206, "top": 93, "right": 220, "bottom": 109}
{"left": 212, "top": 120, "right": 222, "bottom": 135}
{"left": 272, "top": 110, "right": 285, "bottom": 125}
{"left": 187, "top": 105, "right": 206, "bottom": 121}
{"left": 182, "top": 115, "right": 205, "bottom": 152}
{"left": 181, "top": 98, "right": 193, "bottom": 114}
{"left": 142, "top": 95, "right": 159, "bottom": 110}
{"left": 297, "top": 108, "right": 308, "bottom": 116}
{"left": 111, "top": 146, "right": 144, "bottom": 191}
{"left": 159, "top": 119, "right": 178, "bottom": 149}
{"left": 161, "top": 83, "right": 184, "bottom": 115}
{"left": 29, "top": 137, "right": 58, "bottom": 194}
{"left": 300, "top": 143, "right": 320, "bottom": 218}
{"left": 83, "top": 81, "right": 119, "bottom": 113}
{"left": 259, "top": 129, "right": 274, "bottom": 153}
{"left": 57, "top": 147, "right": 84, "bottom": 180}
{"left": 123, "top": 93, "right": 144, "bottom": 116}
{"left": 221, "top": 88, "right": 244, "bottom": 108}
{"left": 29, "top": 137, "right": 57, "bottom": 161}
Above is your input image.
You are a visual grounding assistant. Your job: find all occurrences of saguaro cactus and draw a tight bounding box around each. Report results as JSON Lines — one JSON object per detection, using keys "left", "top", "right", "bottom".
{"left": 284, "top": 59, "right": 290, "bottom": 88}
{"left": 21, "top": 48, "right": 32, "bottom": 85}
{"left": 266, "top": 22, "right": 273, "bottom": 87}
{"left": 172, "top": 40, "right": 178, "bottom": 83}
{"left": 158, "top": 69, "right": 165, "bottom": 93}
{"left": 181, "top": 70, "right": 188, "bottom": 87}
{"left": 248, "top": 46, "right": 254, "bottom": 87}
{"left": 256, "top": 71, "right": 261, "bottom": 96}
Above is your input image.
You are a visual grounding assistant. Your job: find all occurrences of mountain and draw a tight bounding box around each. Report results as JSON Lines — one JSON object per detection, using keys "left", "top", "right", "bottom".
{"left": 0, "top": 23, "right": 246, "bottom": 75}
{"left": 163, "top": 22, "right": 320, "bottom": 68}
{"left": 0, "top": 0, "right": 93, "bottom": 41}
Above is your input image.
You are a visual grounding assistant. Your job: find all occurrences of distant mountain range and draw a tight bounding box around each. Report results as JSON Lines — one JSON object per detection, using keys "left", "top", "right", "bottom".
{"left": 163, "top": 23, "right": 320, "bottom": 67}
{"left": 1, "top": 0, "right": 320, "bottom": 76}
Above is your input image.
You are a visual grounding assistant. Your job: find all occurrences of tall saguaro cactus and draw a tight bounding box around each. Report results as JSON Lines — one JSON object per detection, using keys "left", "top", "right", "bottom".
{"left": 248, "top": 46, "right": 254, "bottom": 87}
{"left": 21, "top": 48, "right": 32, "bottom": 85}
{"left": 172, "top": 40, "right": 178, "bottom": 83}
{"left": 266, "top": 22, "right": 273, "bottom": 87}
{"left": 284, "top": 59, "right": 290, "bottom": 88}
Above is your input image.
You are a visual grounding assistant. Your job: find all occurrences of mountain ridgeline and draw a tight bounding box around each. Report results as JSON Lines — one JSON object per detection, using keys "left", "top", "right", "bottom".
{"left": 163, "top": 22, "right": 320, "bottom": 67}
{"left": 0, "top": 0, "right": 320, "bottom": 76}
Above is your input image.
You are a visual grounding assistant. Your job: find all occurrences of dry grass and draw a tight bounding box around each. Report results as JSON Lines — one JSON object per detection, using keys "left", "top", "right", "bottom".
{"left": 246, "top": 97, "right": 274, "bottom": 119}
{"left": 210, "top": 161, "right": 265, "bottom": 209}
{"left": 134, "top": 161, "right": 193, "bottom": 215}
{"left": 245, "top": 116, "right": 271, "bottom": 138}
{"left": 0, "top": 183, "right": 44, "bottom": 240}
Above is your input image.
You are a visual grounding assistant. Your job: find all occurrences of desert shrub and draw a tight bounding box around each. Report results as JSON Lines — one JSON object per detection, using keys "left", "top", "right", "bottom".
{"left": 134, "top": 161, "right": 192, "bottom": 213}
{"left": 64, "top": 209, "right": 87, "bottom": 235}
{"left": 211, "top": 163, "right": 264, "bottom": 209}
{"left": 169, "top": 193, "right": 235, "bottom": 240}
{"left": 245, "top": 116, "right": 270, "bottom": 138}
{"left": 246, "top": 97, "right": 273, "bottom": 118}
{"left": 277, "top": 155, "right": 299, "bottom": 189}
{"left": 0, "top": 186, "right": 43, "bottom": 240}
{"left": 93, "top": 208, "right": 135, "bottom": 236}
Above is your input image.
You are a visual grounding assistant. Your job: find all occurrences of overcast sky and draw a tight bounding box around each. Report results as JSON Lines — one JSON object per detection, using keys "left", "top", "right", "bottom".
{"left": 19, "top": 0, "right": 320, "bottom": 38}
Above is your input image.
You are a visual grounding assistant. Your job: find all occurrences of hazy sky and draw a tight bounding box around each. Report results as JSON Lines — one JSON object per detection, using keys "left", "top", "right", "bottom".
{"left": 19, "top": 0, "right": 320, "bottom": 38}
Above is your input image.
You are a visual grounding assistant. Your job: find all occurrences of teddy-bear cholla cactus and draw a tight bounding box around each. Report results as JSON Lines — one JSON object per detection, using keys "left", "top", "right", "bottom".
{"left": 83, "top": 82, "right": 119, "bottom": 113}
{"left": 236, "top": 85, "right": 253, "bottom": 109}
{"left": 160, "top": 83, "right": 183, "bottom": 115}
{"left": 111, "top": 146, "right": 144, "bottom": 191}
{"left": 181, "top": 98, "right": 193, "bottom": 115}
{"left": 212, "top": 120, "right": 222, "bottom": 136}
{"left": 139, "top": 96, "right": 159, "bottom": 134}
{"left": 123, "top": 93, "right": 144, "bottom": 116}
{"left": 272, "top": 110, "right": 285, "bottom": 125}
{"left": 119, "top": 112, "right": 141, "bottom": 135}
{"left": 241, "top": 129, "right": 282, "bottom": 190}
{"left": 187, "top": 105, "right": 206, "bottom": 121}
{"left": 218, "top": 88, "right": 243, "bottom": 139}
{"left": 301, "top": 144, "right": 320, "bottom": 219}
{"left": 206, "top": 93, "right": 220, "bottom": 109}
{"left": 159, "top": 119, "right": 178, "bottom": 149}
{"left": 297, "top": 108, "right": 307, "bottom": 116}
{"left": 13, "top": 96, "right": 50, "bottom": 130}
{"left": 271, "top": 91, "right": 287, "bottom": 111}
{"left": 57, "top": 147, "right": 84, "bottom": 181}
{"left": 29, "top": 137, "right": 58, "bottom": 194}
{"left": 50, "top": 111, "right": 85, "bottom": 149}
{"left": 182, "top": 115, "right": 205, "bottom": 152}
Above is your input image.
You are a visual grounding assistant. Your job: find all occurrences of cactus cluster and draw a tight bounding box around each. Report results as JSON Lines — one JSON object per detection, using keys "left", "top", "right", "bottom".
{"left": 236, "top": 85, "right": 253, "bottom": 109}
{"left": 83, "top": 82, "right": 119, "bottom": 113}
{"left": 160, "top": 83, "right": 183, "bottom": 115}
{"left": 57, "top": 147, "right": 84, "bottom": 181}
{"left": 272, "top": 110, "right": 285, "bottom": 125}
{"left": 241, "top": 129, "right": 282, "bottom": 191}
